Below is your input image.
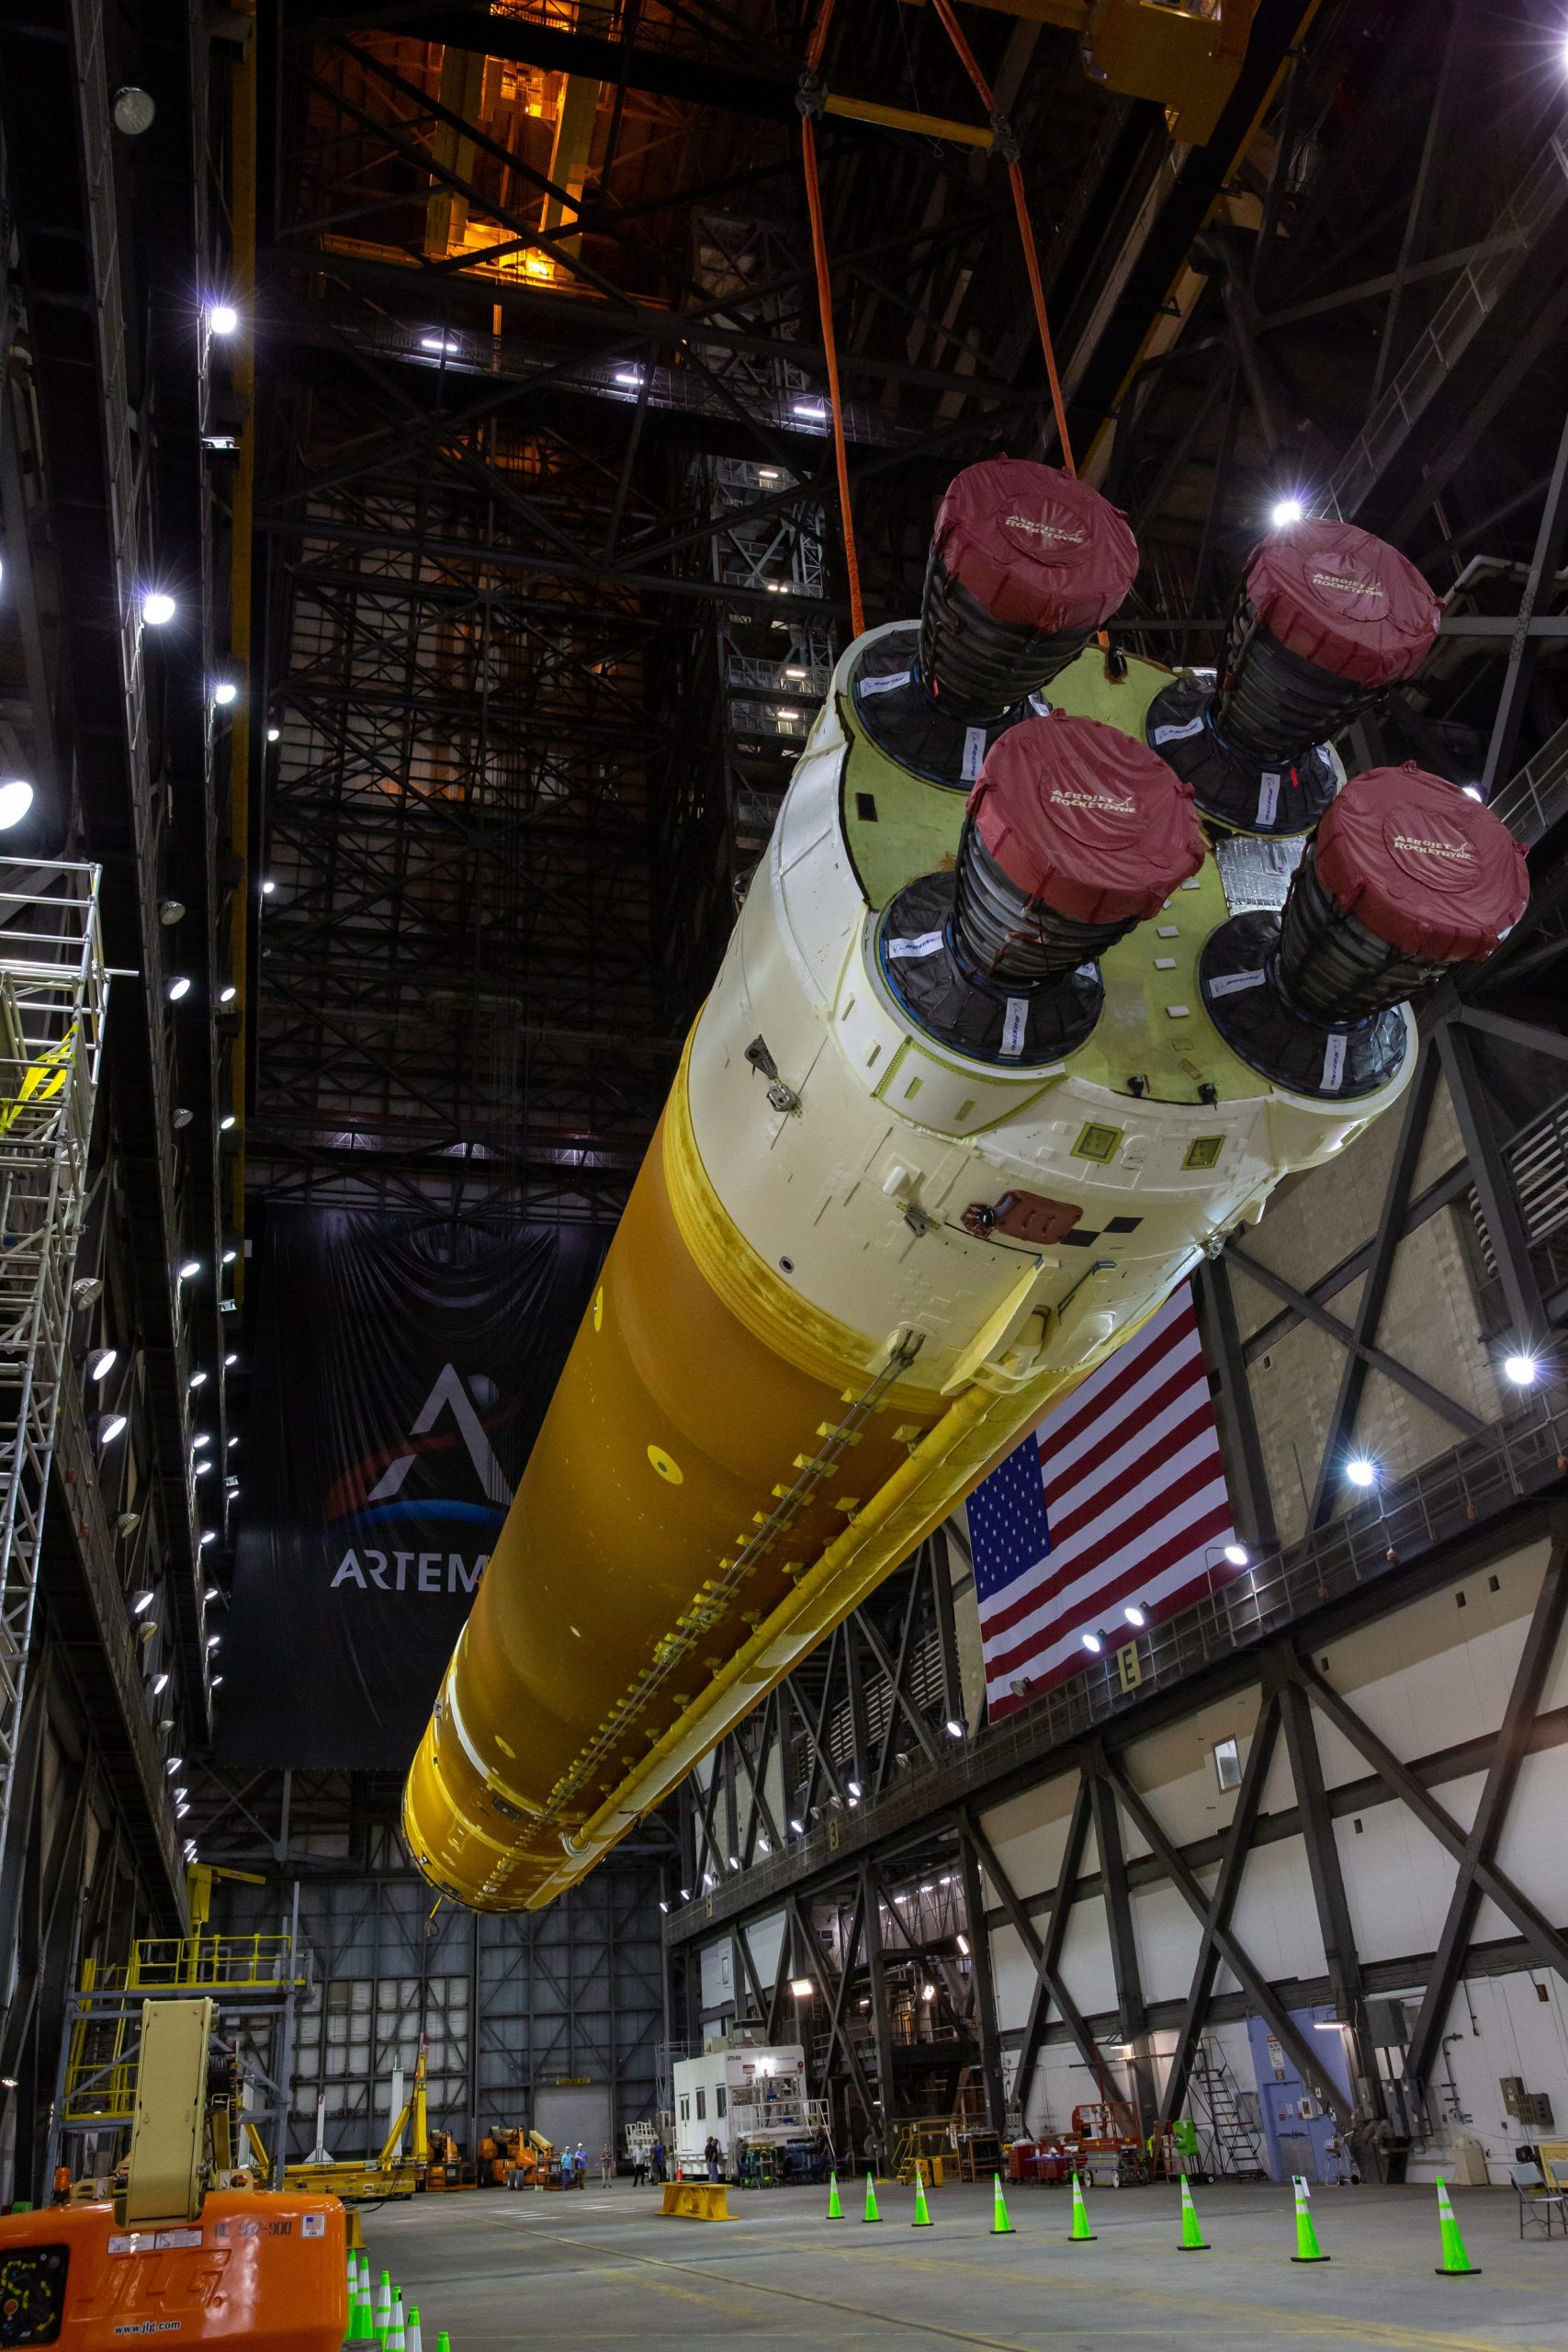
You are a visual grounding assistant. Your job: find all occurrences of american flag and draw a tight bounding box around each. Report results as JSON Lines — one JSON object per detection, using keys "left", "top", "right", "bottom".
{"left": 969, "top": 1282, "right": 1237, "bottom": 1721}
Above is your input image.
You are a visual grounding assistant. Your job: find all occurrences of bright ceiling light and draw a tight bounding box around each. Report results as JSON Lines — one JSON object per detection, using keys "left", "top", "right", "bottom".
{"left": 1270, "top": 496, "right": 1306, "bottom": 527}
{"left": 956, "top": 1933, "right": 970, "bottom": 1956}
{"left": 193, "top": 1432, "right": 212, "bottom": 1450}
{"left": 0, "top": 781, "right": 33, "bottom": 831}
{"left": 209, "top": 303, "right": 239, "bottom": 336}
{"left": 221, "top": 1250, "right": 237, "bottom": 1266}
{"left": 200, "top": 1531, "right": 218, "bottom": 1546}
{"left": 1461, "top": 785, "right": 1484, "bottom": 802}
{"left": 189, "top": 1369, "right": 209, "bottom": 1387}
{"left": 152, "top": 1671, "right": 170, "bottom": 1695}
{"left": 614, "top": 368, "right": 643, "bottom": 388}
{"left": 945, "top": 1718, "right": 964, "bottom": 1738}
{"left": 1081, "top": 1629, "right": 1103, "bottom": 1655}
{"left": 166, "top": 977, "right": 192, "bottom": 1002}
{"left": 219, "top": 984, "right": 237, "bottom": 1004}
{"left": 1123, "top": 1602, "right": 1147, "bottom": 1629}
{"left": 260, "top": 879, "right": 276, "bottom": 896}
{"left": 790, "top": 1978, "right": 814, "bottom": 1998}
{"left": 224, "top": 1352, "right": 238, "bottom": 1367}
{"left": 178, "top": 1259, "right": 201, "bottom": 1280}
{"left": 142, "top": 591, "right": 176, "bottom": 626}
{"left": 212, "top": 681, "right": 238, "bottom": 707}
{"left": 132, "top": 1590, "right": 155, "bottom": 1615}
{"left": 89, "top": 1347, "right": 118, "bottom": 1382}
{"left": 98, "top": 1413, "right": 128, "bottom": 1443}
{"left": 846, "top": 1780, "right": 862, "bottom": 1798}
{"left": 788, "top": 1817, "right": 804, "bottom": 1834}
{"left": 266, "top": 727, "right": 280, "bottom": 743}
{"left": 1224, "top": 1543, "right": 1250, "bottom": 1566}
{"left": 220, "top": 1114, "right": 236, "bottom": 1132}
{"left": 1503, "top": 1352, "right": 1540, "bottom": 1385}
{"left": 420, "top": 334, "right": 458, "bottom": 354}
{"left": 1346, "top": 1457, "right": 1378, "bottom": 1488}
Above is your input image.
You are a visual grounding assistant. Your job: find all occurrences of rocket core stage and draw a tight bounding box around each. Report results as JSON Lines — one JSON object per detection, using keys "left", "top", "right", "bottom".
{"left": 404, "top": 460, "right": 1526, "bottom": 1912}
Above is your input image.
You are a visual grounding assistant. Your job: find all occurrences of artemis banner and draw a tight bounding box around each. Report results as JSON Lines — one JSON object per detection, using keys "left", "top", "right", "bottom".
{"left": 216, "top": 1207, "right": 603, "bottom": 1771}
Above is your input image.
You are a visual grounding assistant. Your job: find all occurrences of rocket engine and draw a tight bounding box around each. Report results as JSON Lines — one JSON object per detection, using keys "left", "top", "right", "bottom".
{"left": 1144, "top": 517, "right": 1442, "bottom": 836}
{"left": 403, "top": 460, "right": 1526, "bottom": 1913}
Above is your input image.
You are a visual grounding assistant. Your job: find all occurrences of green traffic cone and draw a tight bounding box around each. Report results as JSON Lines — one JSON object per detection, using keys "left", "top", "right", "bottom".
{"left": 436, "top": 2337, "right": 452, "bottom": 2352}
{"left": 1069, "top": 2171, "right": 1096, "bottom": 2242}
{"left": 1177, "top": 2172, "right": 1209, "bottom": 2252}
{"left": 1291, "top": 2175, "right": 1328, "bottom": 2263}
{"left": 863, "top": 2171, "right": 882, "bottom": 2223}
{"left": 407, "top": 2311, "right": 424, "bottom": 2352}
{"left": 826, "top": 2171, "right": 843, "bottom": 2220}
{"left": 347, "top": 2284, "right": 375, "bottom": 2345}
{"left": 912, "top": 2163, "right": 932, "bottom": 2227}
{"left": 1434, "top": 2176, "right": 1481, "bottom": 2277}
{"left": 374, "top": 2272, "right": 393, "bottom": 2335}
{"left": 389, "top": 2293, "right": 407, "bottom": 2352}
{"left": 990, "top": 2173, "right": 1015, "bottom": 2235}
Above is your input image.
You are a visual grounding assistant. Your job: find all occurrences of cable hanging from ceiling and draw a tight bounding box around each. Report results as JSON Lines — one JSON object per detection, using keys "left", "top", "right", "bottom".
{"left": 796, "top": 0, "right": 1077, "bottom": 645}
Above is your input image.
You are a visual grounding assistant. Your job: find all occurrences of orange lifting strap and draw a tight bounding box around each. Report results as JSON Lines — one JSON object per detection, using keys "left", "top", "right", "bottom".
{"left": 799, "top": 0, "right": 1077, "bottom": 645}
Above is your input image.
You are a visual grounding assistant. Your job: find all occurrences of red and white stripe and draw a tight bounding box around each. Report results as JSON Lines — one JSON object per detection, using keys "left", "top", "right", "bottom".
{"left": 979, "top": 1283, "right": 1235, "bottom": 1717}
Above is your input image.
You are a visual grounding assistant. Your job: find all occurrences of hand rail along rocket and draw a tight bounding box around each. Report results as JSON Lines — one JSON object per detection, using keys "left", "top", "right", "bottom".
{"left": 404, "top": 459, "right": 1528, "bottom": 1910}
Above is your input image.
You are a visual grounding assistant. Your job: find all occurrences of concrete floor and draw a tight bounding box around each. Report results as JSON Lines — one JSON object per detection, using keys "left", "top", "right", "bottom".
{"left": 359, "top": 2176, "right": 1568, "bottom": 2352}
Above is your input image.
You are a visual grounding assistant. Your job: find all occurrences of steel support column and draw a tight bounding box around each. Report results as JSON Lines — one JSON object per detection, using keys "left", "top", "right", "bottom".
{"left": 1404, "top": 1519, "right": 1568, "bottom": 2094}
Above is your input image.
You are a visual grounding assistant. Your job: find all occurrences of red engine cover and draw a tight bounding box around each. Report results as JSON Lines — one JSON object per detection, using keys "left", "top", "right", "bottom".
{"left": 931, "top": 457, "right": 1138, "bottom": 633}
{"left": 1241, "top": 520, "right": 1440, "bottom": 687}
{"left": 1313, "top": 763, "right": 1529, "bottom": 962}
{"left": 969, "top": 712, "right": 1205, "bottom": 924}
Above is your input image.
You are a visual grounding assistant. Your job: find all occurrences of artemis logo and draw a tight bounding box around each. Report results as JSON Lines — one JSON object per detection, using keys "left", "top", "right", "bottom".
{"left": 1005, "top": 513, "right": 1085, "bottom": 545}
{"left": 325, "top": 1363, "right": 513, "bottom": 1536}
{"left": 331, "top": 1548, "right": 486, "bottom": 1594}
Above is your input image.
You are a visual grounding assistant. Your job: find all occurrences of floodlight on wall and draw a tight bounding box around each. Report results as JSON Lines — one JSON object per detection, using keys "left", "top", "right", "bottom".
{"left": 1122, "top": 1602, "right": 1147, "bottom": 1628}
{"left": 1269, "top": 496, "right": 1306, "bottom": 526}
{"left": 141, "top": 591, "right": 176, "bottom": 626}
{"left": 98, "top": 1413, "right": 128, "bottom": 1444}
{"left": 1224, "top": 1543, "right": 1249, "bottom": 1566}
{"left": 208, "top": 303, "right": 239, "bottom": 336}
{"left": 944, "top": 1718, "right": 964, "bottom": 1738}
{"left": 1503, "top": 1351, "right": 1540, "bottom": 1385}
{"left": 0, "top": 780, "right": 35, "bottom": 832}
{"left": 790, "top": 1979, "right": 814, "bottom": 1998}
{"left": 212, "top": 680, "right": 238, "bottom": 707}
{"left": 167, "top": 978, "right": 192, "bottom": 1002}
{"left": 88, "top": 1348, "right": 118, "bottom": 1382}
{"left": 1080, "top": 1629, "right": 1104, "bottom": 1654}
{"left": 1345, "top": 1457, "right": 1378, "bottom": 1487}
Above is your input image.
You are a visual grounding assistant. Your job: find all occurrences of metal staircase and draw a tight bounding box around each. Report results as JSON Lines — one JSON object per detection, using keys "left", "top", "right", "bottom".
{"left": 1190, "top": 2035, "right": 1269, "bottom": 2178}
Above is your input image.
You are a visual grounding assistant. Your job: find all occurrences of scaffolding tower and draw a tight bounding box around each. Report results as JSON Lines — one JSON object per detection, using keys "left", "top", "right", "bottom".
{"left": 0, "top": 865, "right": 107, "bottom": 1883}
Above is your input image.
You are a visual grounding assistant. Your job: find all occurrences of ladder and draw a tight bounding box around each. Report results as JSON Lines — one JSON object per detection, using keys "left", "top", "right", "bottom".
{"left": 1189, "top": 2036, "right": 1268, "bottom": 2178}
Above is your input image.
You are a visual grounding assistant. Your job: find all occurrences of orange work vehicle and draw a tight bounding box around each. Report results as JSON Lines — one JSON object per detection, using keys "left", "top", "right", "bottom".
{"left": 0, "top": 2188, "right": 346, "bottom": 2350}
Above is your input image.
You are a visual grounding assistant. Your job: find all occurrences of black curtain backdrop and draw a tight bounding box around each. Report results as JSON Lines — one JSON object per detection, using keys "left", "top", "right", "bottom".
{"left": 217, "top": 1209, "right": 603, "bottom": 1771}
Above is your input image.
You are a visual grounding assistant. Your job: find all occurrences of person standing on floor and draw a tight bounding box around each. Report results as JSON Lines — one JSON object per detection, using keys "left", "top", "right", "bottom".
{"left": 601, "top": 2144, "right": 614, "bottom": 2185}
